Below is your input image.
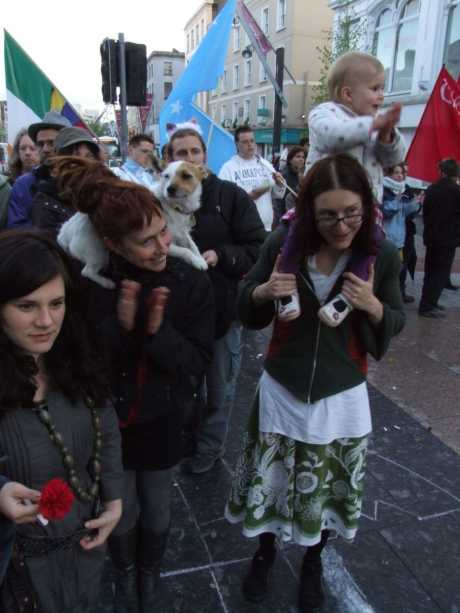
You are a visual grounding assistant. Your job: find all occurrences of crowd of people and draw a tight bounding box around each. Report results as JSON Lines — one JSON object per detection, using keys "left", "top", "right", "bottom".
{"left": 0, "top": 49, "right": 457, "bottom": 613}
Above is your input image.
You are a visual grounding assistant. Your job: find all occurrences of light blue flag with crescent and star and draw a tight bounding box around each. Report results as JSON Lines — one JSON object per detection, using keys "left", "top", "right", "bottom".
{"left": 160, "top": 0, "right": 237, "bottom": 173}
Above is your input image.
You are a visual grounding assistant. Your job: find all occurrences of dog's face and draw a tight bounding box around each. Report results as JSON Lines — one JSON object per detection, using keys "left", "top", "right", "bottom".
{"left": 158, "top": 161, "right": 208, "bottom": 213}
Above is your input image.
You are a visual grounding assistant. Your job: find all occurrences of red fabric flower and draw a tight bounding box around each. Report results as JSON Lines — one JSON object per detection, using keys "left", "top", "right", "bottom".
{"left": 38, "top": 478, "right": 75, "bottom": 521}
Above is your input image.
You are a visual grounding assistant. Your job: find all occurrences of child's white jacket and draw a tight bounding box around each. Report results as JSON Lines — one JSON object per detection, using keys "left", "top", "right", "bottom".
{"left": 306, "top": 101, "right": 407, "bottom": 202}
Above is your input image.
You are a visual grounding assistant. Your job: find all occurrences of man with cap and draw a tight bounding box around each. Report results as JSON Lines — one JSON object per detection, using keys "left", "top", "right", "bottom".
{"left": 419, "top": 158, "right": 460, "bottom": 318}
{"left": 30, "top": 126, "right": 102, "bottom": 238}
{"left": 7, "top": 111, "right": 71, "bottom": 228}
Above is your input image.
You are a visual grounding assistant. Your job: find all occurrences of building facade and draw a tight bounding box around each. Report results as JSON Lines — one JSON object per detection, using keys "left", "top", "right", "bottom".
{"left": 146, "top": 49, "right": 185, "bottom": 141}
{"left": 329, "top": 0, "right": 460, "bottom": 147}
{"left": 205, "top": 0, "right": 333, "bottom": 155}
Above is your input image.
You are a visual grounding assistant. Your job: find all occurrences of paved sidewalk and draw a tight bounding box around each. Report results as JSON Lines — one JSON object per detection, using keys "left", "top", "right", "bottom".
{"left": 96, "top": 316, "right": 460, "bottom": 612}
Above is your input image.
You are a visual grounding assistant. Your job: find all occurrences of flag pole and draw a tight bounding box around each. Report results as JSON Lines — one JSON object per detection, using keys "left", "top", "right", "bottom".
{"left": 118, "top": 33, "right": 129, "bottom": 162}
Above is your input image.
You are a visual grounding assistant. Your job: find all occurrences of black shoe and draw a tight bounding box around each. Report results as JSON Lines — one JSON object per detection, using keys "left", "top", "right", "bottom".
{"left": 445, "top": 282, "right": 459, "bottom": 291}
{"left": 402, "top": 294, "right": 415, "bottom": 303}
{"left": 298, "top": 558, "right": 325, "bottom": 613}
{"left": 418, "top": 309, "right": 446, "bottom": 319}
{"left": 242, "top": 551, "right": 276, "bottom": 603}
{"left": 109, "top": 528, "right": 139, "bottom": 613}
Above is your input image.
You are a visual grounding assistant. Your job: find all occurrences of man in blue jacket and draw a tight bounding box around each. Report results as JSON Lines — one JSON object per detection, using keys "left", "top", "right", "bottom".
{"left": 7, "top": 111, "right": 71, "bottom": 227}
{"left": 0, "top": 477, "right": 40, "bottom": 583}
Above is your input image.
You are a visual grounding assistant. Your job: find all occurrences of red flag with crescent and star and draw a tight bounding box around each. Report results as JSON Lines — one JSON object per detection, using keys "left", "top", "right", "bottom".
{"left": 406, "top": 66, "right": 460, "bottom": 183}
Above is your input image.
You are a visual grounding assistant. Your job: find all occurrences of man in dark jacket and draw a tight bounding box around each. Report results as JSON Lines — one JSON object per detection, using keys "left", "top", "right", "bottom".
{"left": 419, "top": 158, "right": 460, "bottom": 318}
{"left": 0, "top": 476, "right": 40, "bottom": 583}
{"left": 7, "top": 111, "right": 71, "bottom": 227}
{"left": 30, "top": 126, "right": 102, "bottom": 238}
{"left": 168, "top": 127, "right": 266, "bottom": 474}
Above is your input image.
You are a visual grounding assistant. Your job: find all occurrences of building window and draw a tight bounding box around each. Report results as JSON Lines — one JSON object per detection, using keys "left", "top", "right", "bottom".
{"left": 191, "top": 29, "right": 195, "bottom": 49}
{"left": 233, "top": 64, "right": 240, "bottom": 89}
{"left": 234, "top": 26, "right": 241, "bottom": 52}
{"left": 245, "top": 59, "right": 252, "bottom": 86}
{"left": 373, "top": 1, "right": 419, "bottom": 93}
{"left": 392, "top": 0, "right": 419, "bottom": 92}
{"left": 221, "top": 69, "right": 228, "bottom": 94}
{"left": 186, "top": 34, "right": 190, "bottom": 53}
{"left": 445, "top": 2, "right": 460, "bottom": 79}
{"left": 277, "top": 0, "right": 287, "bottom": 31}
{"left": 261, "top": 7, "right": 269, "bottom": 35}
{"left": 196, "top": 24, "right": 200, "bottom": 46}
{"left": 164, "top": 82, "right": 173, "bottom": 99}
{"left": 163, "top": 61, "right": 173, "bottom": 76}
{"left": 201, "top": 19, "right": 205, "bottom": 38}
{"left": 244, "top": 98, "right": 251, "bottom": 122}
{"left": 221, "top": 104, "right": 227, "bottom": 125}
{"left": 259, "top": 60, "right": 268, "bottom": 82}
{"left": 233, "top": 101, "right": 240, "bottom": 123}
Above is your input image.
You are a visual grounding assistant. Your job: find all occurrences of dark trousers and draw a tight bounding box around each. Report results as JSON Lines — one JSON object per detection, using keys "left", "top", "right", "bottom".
{"left": 419, "top": 245, "right": 456, "bottom": 312}
{"left": 0, "top": 521, "right": 15, "bottom": 585}
{"left": 112, "top": 468, "right": 174, "bottom": 537}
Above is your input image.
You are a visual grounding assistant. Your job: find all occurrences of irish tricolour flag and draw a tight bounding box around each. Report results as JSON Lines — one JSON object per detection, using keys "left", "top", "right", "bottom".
{"left": 4, "top": 30, "right": 89, "bottom": 143}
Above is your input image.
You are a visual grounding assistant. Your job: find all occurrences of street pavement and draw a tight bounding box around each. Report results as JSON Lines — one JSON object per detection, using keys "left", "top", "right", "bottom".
{"left": 96, "top": 239, "right": 460, "bottom": 613}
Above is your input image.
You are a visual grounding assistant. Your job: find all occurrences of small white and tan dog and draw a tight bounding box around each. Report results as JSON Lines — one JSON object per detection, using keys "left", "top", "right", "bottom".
{"left": 57, "top": 160, "right": 209, "bottom": 289}
{"left": 153, "top": 160, "right": 208, "bottom": 270}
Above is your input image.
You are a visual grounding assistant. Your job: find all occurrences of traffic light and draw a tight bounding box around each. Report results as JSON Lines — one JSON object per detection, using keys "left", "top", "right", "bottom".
{"left": 100, "top": 39, "right": 118, "bottom": 104}
{"left": 125, "top": 43, "right": 147, "bottom": 107}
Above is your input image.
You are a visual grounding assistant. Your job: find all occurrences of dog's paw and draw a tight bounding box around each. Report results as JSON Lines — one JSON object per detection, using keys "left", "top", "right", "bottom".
{"left": 191, "top": 256, "right": 208, "bottom": 270}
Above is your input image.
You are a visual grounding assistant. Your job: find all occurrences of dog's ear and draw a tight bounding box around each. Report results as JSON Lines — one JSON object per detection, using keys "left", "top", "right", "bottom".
{"left": 196, "top": 164, "right": 210, "bottom": 182}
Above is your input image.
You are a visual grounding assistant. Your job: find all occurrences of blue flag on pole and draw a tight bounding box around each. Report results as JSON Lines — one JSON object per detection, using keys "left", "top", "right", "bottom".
{"left": 160, "top": 0, "right": 237, "bottom": 173}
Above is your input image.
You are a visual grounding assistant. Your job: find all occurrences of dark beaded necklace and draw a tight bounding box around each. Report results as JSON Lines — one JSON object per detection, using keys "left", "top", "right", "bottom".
{"left": 34, "top": 397, "right": 102, "bottom": 502}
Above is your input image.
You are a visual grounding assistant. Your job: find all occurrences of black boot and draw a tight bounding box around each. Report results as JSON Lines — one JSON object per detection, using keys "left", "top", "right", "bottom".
{"left": 109, "top": 527, "right": 139, "bottom": 613}
{"left": 138, "top": 528, "right": 169, "bottom": 613}
{"left": 242, "top": 534, "right": 277, "bottom": 603}
{"left": 298, "top": 531, "right": 329, "bottom": 613}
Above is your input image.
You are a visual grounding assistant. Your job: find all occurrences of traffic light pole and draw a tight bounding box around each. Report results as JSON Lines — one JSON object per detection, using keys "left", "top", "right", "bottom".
{"left": 273, "top": 47, "right": 284, "bottom": 160}
{"left": 118, "top": 33, "right": 129, "bottom": 162}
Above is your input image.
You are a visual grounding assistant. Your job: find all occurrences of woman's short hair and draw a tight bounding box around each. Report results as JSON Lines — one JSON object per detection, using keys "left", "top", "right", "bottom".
{"left": 167, "top": 128, "right": 207, "bottom": 160}
{"left": 0, "top": 229, "right": 108, "bottom": 409}
{"left": 327, "top": 52, "right": 384, "bottom": 102}
{"left": 295, "top": 154, "right": 377, "bottom": 256}
{"left": 52, "top": 157, "right": 163, "bottom": 244}
{"left": 8, "top": 127, "right": 31, "bottom": 183}
{"left": 287, "top": 145, "right": 306, "bottom": 166}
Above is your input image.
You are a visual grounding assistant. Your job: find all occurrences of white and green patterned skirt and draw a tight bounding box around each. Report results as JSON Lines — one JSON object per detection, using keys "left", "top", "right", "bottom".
{"left": 225, "top": 396, "right": 368, "bottom": 547}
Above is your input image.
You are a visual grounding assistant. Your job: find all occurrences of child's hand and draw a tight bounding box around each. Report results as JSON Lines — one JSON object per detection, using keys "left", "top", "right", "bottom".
{"left": 371, "top": 103, "right": 402, "bottom": 143}
{"left": 117, "top": 280, "right": 141, "bottom": 332}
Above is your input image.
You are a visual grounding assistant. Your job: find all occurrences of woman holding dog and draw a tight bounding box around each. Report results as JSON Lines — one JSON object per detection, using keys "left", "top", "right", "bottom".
{"left": 225, "top": 154, "right": 405, "bottom": 612}
{"left": 54, "top": 157, "right": 215, "bottom": 613}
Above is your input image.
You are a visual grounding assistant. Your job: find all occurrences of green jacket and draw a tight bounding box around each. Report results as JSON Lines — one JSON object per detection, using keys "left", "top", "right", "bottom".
{"left": 0, "top": 175, "right": 11, "bottom": 229}
{"left": 238, "top": 227, "right": 405, "bottom": 403}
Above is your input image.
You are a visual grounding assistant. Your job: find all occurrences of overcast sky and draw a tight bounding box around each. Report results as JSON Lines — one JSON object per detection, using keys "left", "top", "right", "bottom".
{"left": 1, "top": 0, "right": 203, "bottom": 111}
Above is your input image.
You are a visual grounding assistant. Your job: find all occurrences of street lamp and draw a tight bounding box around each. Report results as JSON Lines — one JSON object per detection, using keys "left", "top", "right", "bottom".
{"left": 242, "top": 45, "right": 253, "bottom": 59}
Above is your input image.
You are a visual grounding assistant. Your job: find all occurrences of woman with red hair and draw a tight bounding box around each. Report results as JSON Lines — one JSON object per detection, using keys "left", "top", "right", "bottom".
{"left": 54, "top": 157, "right": 215, "bottom": 613}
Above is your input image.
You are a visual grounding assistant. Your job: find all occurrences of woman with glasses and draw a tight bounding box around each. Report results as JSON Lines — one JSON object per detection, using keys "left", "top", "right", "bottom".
{"left": 226, "top": 154, "right": 405, "bottom": 613}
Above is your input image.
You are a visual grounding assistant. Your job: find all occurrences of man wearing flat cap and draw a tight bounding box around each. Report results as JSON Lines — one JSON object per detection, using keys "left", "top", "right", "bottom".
{"left": 7, "top": 111, "right": 71, "bottom": 227}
